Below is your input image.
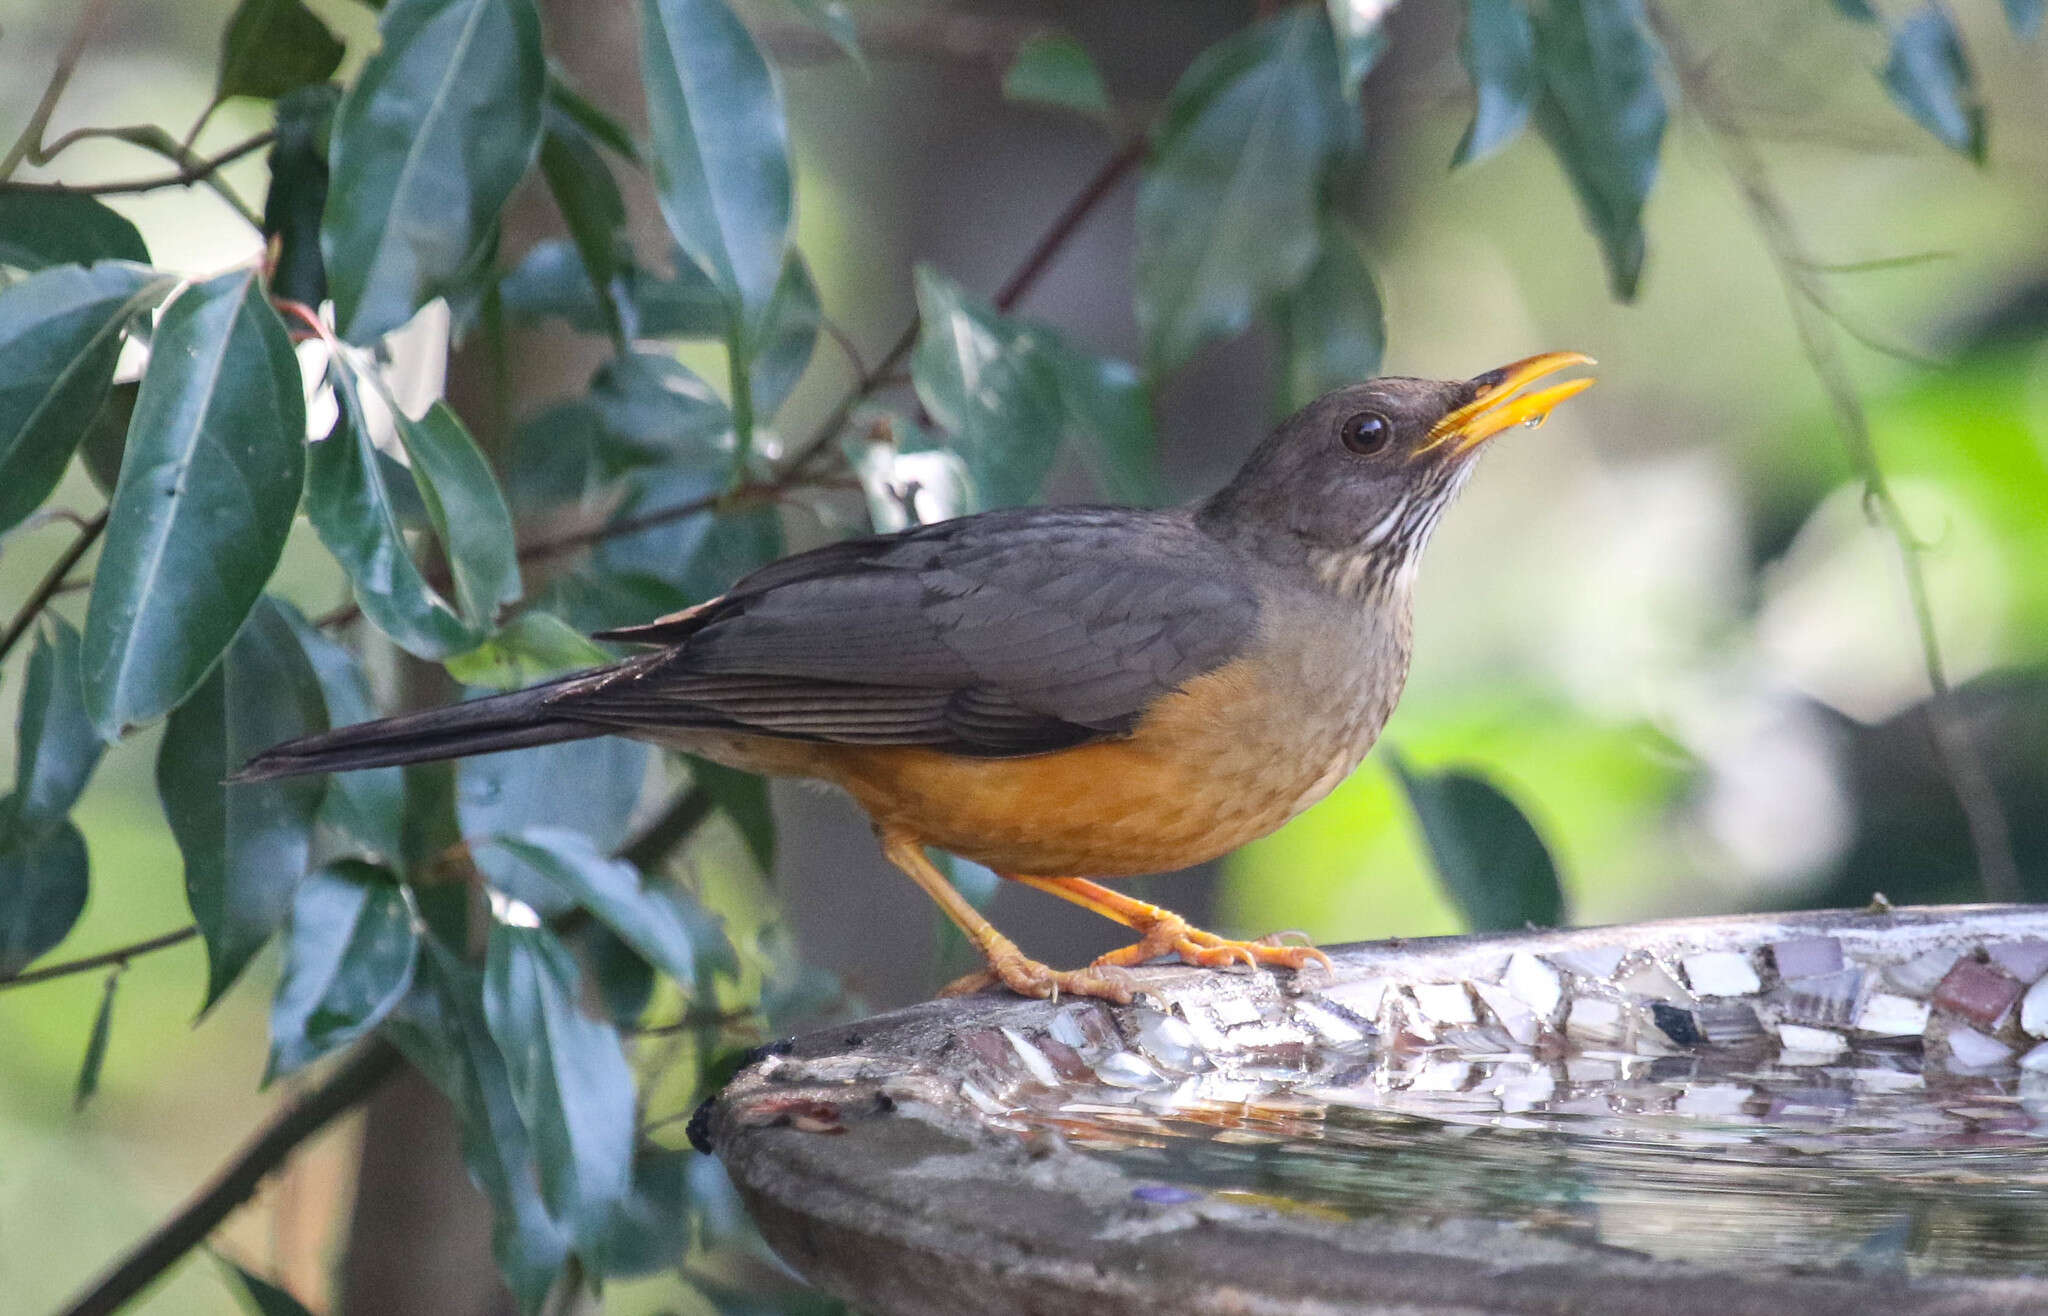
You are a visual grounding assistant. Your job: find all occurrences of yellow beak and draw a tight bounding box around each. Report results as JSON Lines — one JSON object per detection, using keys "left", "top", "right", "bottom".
{"left": 1422, "top": 351, "right": 1597, "bottom": 455}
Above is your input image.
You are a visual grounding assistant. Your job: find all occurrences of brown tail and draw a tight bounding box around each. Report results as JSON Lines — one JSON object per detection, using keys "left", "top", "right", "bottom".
{"left": 231, "top": 681, "right": 602, "bottom": 782}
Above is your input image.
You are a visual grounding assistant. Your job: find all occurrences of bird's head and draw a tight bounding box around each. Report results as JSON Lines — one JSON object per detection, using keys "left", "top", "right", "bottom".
{"left": 1198, "top": 351, "right": 1596, "bottom": 595}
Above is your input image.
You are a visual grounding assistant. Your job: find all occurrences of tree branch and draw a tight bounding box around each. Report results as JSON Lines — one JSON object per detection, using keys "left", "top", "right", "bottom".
{"left": 57, "top": 1040, "right": 404, "bottom": 1316}
{"left": 0, "top": 925, "right": 196, "bottom": 993}
{"left": 0, "top": 509, "right": 106, "bottom": 668}
{"left": 3, "top": 129, "right": 274, "bottom": 219}
{"left": 1651, "top": 6, "right": 2022, "bottom": 902}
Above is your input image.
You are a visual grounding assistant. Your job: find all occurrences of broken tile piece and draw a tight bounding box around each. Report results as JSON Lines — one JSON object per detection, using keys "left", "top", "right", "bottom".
{"left": 1502, "top": 951, "right": 1563, "bottom": 1016}
{"left": 1945, "top": 1026, "right": 2014, "bottom": 1070}
{"left": 1001, "top": 1027, "right": 1062, "bottom": 1086}
{"left": 1932, "top": 958, "right": 2023, "bottom": 1028}
{"left": 2023, "top": 978, "right": 2048, "bottom": 1039}
{"left": 1683, "top": 951, "right": 1762, "bottom": 997}
{"left": 1777, "top": 1024, "right": 1847, "bottom": 1060}
{"left": 1318, "top": 976, "right": 1390, "bottom": 1021}
{"left": 1651, "top": 1002, "right": 1703, "bottom": 1047}
{"left": 1855, "top": 992, "right": 1932, "bottom": 1038}
{"left": 1989, "top": 940, "right": 2048, "bottom": 985}
{"left": 1768, "top": 936, "right": 1845, "bottom": 980}
{"left": 1472, "top": 981, "right": 1541, "bottom": 1046}
{"left": 1094, "top": 1051, "right": 1169, "bottom": 1089}
{"left": 1566, "top": 997, "right": 1628, "bottom": 1045}
{"left": 1617, "top": 959, "right": 1692, "bottom": 1004}
{"left": 1549, "top": 946, "right": 1626, "bottom": 980}
{"left": 1770, "top": 968, "right": 1865, "bottom": 1028}
{"left": 1884, "top": 949, "right": 1958, "bottom": 997}
{"left": 1675, "top": 1083, "right": 1754, "bottom": 1117}
{"left": 1130, "top": 1009, "right": 1201, "bottom": 1071}
{"left": 2019, "top": 1042, "right": 2048, "bottom": 1072}
{"left": 1292, "top": 998, "right": 1371, "bottom": 1046}
{"left": 1411, "top": 982, "right": 1477, "bottom": 1026}
{"left": 1690, "top": 1001, "right": 1762, "bottom": 1044}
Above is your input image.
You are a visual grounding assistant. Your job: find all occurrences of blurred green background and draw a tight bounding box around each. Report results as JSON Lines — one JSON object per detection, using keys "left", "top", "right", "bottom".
{"left": 3, "top": 0, "right": 2045, "bottom": 1311}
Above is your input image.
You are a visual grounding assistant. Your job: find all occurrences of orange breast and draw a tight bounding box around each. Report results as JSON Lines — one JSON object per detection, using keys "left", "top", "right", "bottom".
{"left": 793, "top": 659, "right": 1383, "bottom": 877}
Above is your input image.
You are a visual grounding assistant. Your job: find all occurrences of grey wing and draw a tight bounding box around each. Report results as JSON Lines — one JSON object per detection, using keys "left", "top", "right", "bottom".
{"left": 557, "top": 507, "right": 1261, "bottom": 756}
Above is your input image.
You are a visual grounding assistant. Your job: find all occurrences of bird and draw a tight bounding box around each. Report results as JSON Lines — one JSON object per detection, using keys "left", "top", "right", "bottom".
{"left": 238, "top": 352, "right": 1595, "bottom": 1003}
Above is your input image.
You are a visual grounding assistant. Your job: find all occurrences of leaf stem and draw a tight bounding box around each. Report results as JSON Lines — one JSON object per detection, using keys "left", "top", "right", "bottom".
{"left": 3, "top": 130, "right": 273, "bottom": 227}
{"left": 0, "top": 925, "right": 198, "bottom": 993}
{"left": 0, "top": 0, "right": 120, "bottom": 179}
{"left": 0, "top": 510, "right": 107, "bottom": 669}
{"left": 1652, "top": 6, "right": 2022, "bottom": 902}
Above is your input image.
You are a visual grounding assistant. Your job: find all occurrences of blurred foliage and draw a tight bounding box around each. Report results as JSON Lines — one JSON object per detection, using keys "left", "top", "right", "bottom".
{"left": 0, "top": 0, "right": 2043, "bottom": 1313}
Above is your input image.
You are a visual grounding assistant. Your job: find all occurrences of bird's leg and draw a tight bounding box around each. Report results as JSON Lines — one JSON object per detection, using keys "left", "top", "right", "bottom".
{"left": 1008, "top": 876, "right": 1334, "bottom": 976}
{"left": 876, "top": 830, "right": 1136, "bottom": 1004}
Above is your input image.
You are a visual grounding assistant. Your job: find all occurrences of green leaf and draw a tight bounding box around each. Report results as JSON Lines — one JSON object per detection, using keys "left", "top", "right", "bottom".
{"left": 588, "top": 351, "right": 734, "bottom": 464}
{"left": 482, "top": 922, "right": 636, "bottom": 1243}
{"left": 265, "top": 84, "right": 340, "bottom": 307}
{"left": 751, "top": 253, "right": 820, "bottom": 421}
{"left": 324, "top": 0, "right": 546, "bottom": 342}
{"left": 498, "top": 238, "right": 727, "bottom": 339}
{"left": 638, "top": 0, "right": 793, "bottom": 327}
{"left": 598, "top": 1148, "right": 694, "bottom": 1276}
{"left": 277, "top": 605, "right": 406, "bottom": 860}
{"left": 1454, "top": 0, "right": 1536, "bottom": 165}
{"left": 392, "top": 939, "right": 572, "bottom": 1308}
{"left": 219, "top": 1257, "right": 318, "bottom": 1316}
{"left": 2005, "top": 0, "right": 2043, "bottom": 38}
{"left": 15, "top": 618, "right": 103, "bottom": 827}
{"left": 405, "top": 402, "right": 522, "bottom": 629}
{"left": 458, "top": 736, "right": 652, "bottom": 900}
{"left": 0, "top": 807, "right": 88, "bottom": 976}
{"left": 481, "top": 828, "right": 705, "bottom": 983}
{"left": 786, "top": 0, "right": 864, "bottom": 69}
{"left": 545, "top": 71, "right": 642, "bottom": 163}
{"left": 1883, "top": 5, "right": 1986, "bottom": 162}
{"left": 1325, "top": 0, "right": 1393, "bottom": 95}
{"left": 1136, "top": 9, "right": 1349, "bottom": 374}
{"left": 160, "top": 598, "right": 329, "bottom": 1009}
{"left": 78, "top": 379, "right": 138, "bottom": 498}
{"left": 83, "top": 269, "right": 306, "bottom": 737}
{"left": 573, "top": 918, "right": 656, "bottom": 1028}
{"left": 268, "top": 860, "right": 418, "bottom": 1079}
{"left": 1273, "top": 220, "right": 1385, "bottom": 412}
{"left": 217, "top": 0, "right": 345, "bottom": 102}
{"left": 1003, "top": 33, "right": 1111, "bottom": 118}
{"left": 446, "top": 612, "right": 611, "bottom": 690}
{"left": 913, "top": 265, "right": 1157, "bottom": 507}
{"left": 1530, "top": 0, "right": 1667, "bottom": 301}
{"left": 539, "top": 106, "right": 634, "bottom": 347}
{"left": 73, "top": 966, "right": 119, "bottom": 1111}
{"left": 0, "top": 262, "right": 171, "bottom": 536}
{"left": 692, "top": 757, "right": 774, "bottom": 874}
{"left": 1391, "top": 754, "right": 1564, "bottom": 933}
{"left": 0, "top": 191, "right": 149, "bottom": 269}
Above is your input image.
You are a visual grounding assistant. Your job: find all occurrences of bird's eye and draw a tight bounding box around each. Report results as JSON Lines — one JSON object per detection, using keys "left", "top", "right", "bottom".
{"left": 1340, "top": 411, "right": 1392, "bottom": 455}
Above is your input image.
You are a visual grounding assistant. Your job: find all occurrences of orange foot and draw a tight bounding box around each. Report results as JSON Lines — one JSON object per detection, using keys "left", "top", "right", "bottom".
{"left": 940, "top": 946, "right": 1138, "bottom": 1004}
{"left": 1091, "top": 911, "right": 1334, "bottom": 975}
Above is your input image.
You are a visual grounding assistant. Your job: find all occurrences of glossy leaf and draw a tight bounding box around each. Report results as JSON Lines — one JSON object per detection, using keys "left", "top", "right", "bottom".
{"left": 392, "top": 940, "right": 571, "bottom": 1306}
{"left": 268, "top": 860, "right": 418, "bottom": 1078}
{"left": 545, "top": 73, "right": 641, "bottom": 163}
{"left": 1530, "top": 0, "right": 1667, "bottom": 301}
{"left": 265, "top": 84, "right": 340, "bottom": 307}
{"left": 73, "top": 966, "right": 119, "bottom": 1111}
{"left": 0, "top": 808, "right": 88, "bottom": 976}
{"left": 15, "top": 618, "right": 103, "bottom": 827}
{"left": 1883, "top": 5, "right": 1985, "bottom": 162}
{"left": 1003, "top": 33, "right": 1111, "bottom": 118}
{"left": 752, "top": 253, "right": 820, "bottom": 421}
{"left": 403, "top": 402, "right": 522, "bottom": 631}
{"left": 1274, "top": 221, "right": 1385, "bottom": 412}
{"left": 692, "top": 757, "right": 775, "bottom": 874}
{"left": 78, "top": 379, "right": 137, "bottom": 497}
{"left": 0, "top": 262, "right": 171, "bottom": 535}
{"left": 539, "top": 106, "right": 634, "bottom": 347}
{"left": 446, "top": 612, "right": 611, "bottom": 690}
{"left": 1136, "top": 9, "right": 1348, "bottom": 373}
{"left": 598, "top": 1148, "right": 694, "bottom": 1277}
{"left": 638, "top": 0, "right": 793, "bottom": 327}
{"left": 1048, "top": 342, "right": 1163, "bottom": 506}
{"left": 588, "top": 351, "right": 734, "bottom": 464}
{"left": 482, "top": 922, "right": 636, "bottom": 1242}
{"left": 498, "top": 238, "right": 727, "bottom": 339}
{"left": 786, "top": 0, "right": 864, "bottom": 69}
{"left": 574, "top": 919, "right": 656, "bottom": 1028}
{"left": 481, "top": 828, "right": 704, "bottom": 983}
{"left": 325, "top": 0, "right": 546, "bottom": 342}
{"left": 84, "top": 269, "right": 306, "bottom": 737}
{"left": 0, "top": 191, "right": 149, "bottom": 269}
{"left": 1454, "top": 0, "right": 1536, "bottom": 165}
{"left": 160, "top": 598, "right": 329, "bottom": 1009}
{"left": 278, "top": 606, "right": 406, "bottom": 860}
{"left": 457, "top": 733, "right": 651, "bottom": 871}
{"left": 1391, "top": 755, "right": 1564, "bottom": 933}
{"left": 217, "top": 0, "right": 345, "bottom": 102}
{"left": 913, "top": 266, "right": 1157, "bottom": 507}
{"left": 1326, "top": 0, "right": 1393, "bottom": 94}
{"left": 220, "top": 1258, "right": 318, "bottom": 1316}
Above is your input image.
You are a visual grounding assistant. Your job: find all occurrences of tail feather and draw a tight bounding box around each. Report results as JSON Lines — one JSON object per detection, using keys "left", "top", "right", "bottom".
{"left": 232, "top": 683, "right": 602, "bottom": 782}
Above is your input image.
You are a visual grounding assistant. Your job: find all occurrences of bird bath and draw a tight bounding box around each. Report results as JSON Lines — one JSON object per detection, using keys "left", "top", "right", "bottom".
{"left": 701, "top": 906, "right": 2048, "bottom": 1315}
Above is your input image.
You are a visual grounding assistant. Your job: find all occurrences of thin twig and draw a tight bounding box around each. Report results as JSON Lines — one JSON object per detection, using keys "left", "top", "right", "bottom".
{"left": 0, "top": 926, "right": 197, "bottom": 993}
{"left": 992, "top": 137, "right": 1145, "bottom": 312}
{"left": 4, "top": 129, "right": 274, "bottom": 199}
{"left": 57, "top": 1041, "right": 403, "bottom": 1316}
{"left": 0, "top": 510, "right": 107, "bottom": 667}
{"left": 1652, "top": 7, "right": 2022, "bottom": 901}
{"left": 0, "top": 0, "right": 120, "bottom": 179}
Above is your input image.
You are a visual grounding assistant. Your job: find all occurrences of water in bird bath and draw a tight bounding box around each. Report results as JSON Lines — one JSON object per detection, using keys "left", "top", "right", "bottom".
{"left": 953, "top": 916, "right": 2048, "bottom": 1281}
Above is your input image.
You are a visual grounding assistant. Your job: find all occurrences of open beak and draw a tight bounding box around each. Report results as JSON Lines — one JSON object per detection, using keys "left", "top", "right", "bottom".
{"left": 1422, "top": 351, "right": 1597, "bottom": 456}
